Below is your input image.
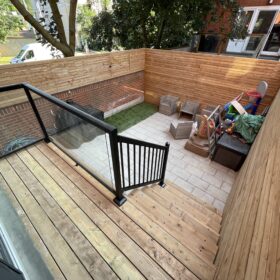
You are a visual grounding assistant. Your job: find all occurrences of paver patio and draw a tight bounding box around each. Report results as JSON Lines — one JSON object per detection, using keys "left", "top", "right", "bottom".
{"left": 51, "top": 111, "right": 236, "bottom": 212}
{"left": 121, "top": 112, "right": 237, "bottom": 212}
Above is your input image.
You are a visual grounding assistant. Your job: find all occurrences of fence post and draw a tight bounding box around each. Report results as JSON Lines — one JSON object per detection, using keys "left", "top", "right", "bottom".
{"left": 109, "top": 129, "right": 127, "bottom": 206}
{"left": 159, "top": 142, "right": 170, "bottom": 188}
{"left": 23, "top": 86, "right": 50, "bottom": 143}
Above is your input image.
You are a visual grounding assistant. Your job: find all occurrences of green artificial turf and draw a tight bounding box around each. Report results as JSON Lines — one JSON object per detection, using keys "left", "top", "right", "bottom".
{"left": 105, "top": 102, "right": 157, "bottom": 132}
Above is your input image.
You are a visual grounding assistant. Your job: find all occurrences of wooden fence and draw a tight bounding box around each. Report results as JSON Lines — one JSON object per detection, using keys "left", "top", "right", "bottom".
{"left": 1, "top": 48, "right": 280, "bottom": 110}
{"left": 145, "top": 49, "right": 280, "bottom": 110}
{"left": 214, "top": 89, "right": 280, "bottom": 280}
{"left": 0, "top": 49, "right": 145, "bottom": 108}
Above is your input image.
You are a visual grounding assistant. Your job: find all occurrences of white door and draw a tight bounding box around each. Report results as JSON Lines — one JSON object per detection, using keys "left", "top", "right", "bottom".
{"left": 243, "top": 9, "right": 277, "bottom": 54}
{"left": 226, "top": 7, "right": 280, "bottom": 56}
{"left": 261, "top": 12, "right": 280, "bottom": 56}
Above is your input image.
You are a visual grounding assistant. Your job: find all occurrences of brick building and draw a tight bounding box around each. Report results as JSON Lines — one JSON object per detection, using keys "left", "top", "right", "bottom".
{"left": 201, "top": 0, "right": 280, "bottom": 59}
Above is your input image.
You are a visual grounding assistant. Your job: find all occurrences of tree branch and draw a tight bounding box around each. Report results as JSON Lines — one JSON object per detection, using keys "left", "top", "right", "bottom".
{"left": 10, "top": 0, "right": 74, "bottom": 56}
{"left": 155, "top": 10, "right": 168, "bottom": 49}
{"left": 49, "top": 0, "right": 67, "bottom": 44}
{"left": 69, "top": 0, "right": 78, "bottom": 52}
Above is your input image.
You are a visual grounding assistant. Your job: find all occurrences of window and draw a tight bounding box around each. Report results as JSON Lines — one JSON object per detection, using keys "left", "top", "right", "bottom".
{"left": 24, "top": 50, "right": 34, "bottom": 60}
{"left": 16, "top": 50, "right": 25, "bottom": 59}
{"left": 263, "top": 13, "right": 280, "bottom": 53}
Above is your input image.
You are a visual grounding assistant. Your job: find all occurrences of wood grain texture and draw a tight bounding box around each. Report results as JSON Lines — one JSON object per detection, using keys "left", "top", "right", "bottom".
{"left": 214, "top": 89, "right": 280, "bottom": 280}
{"left": 2, "top": 48, "right": 279, "bottom": 112}
{"left": 0, "top": 49, "right": 145, "bottom": 108}
{"left": 144, "top": 49, "right": 280, "bottom": 111}
{"left": 0, "top": 140, "right": 223, "bottom": 280}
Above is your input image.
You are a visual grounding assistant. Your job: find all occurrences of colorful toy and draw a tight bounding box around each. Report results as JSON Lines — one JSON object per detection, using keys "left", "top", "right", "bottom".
{"left": 224, "top": 81, "right": 268, "bottom": 119}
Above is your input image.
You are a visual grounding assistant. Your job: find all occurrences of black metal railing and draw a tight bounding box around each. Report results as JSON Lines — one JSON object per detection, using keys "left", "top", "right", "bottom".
{"left": 117, "top": 136, "right": 169, "bottom": 191}
{"left": 0, "top": 83, "right": 169, "bottom": 205}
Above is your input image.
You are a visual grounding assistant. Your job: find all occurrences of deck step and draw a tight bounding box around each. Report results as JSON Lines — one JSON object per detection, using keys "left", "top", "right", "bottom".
{"left": 141, "top": 185, "right": 220, "bottom": 240}
{"left": 128, "top": 188, "right": 218, "bottom": 264}
{"left": 166, "top": 180, "right": 222, "bottom": 216}
{"left": 47, "top": 142, "right": 219, "bottom": 280}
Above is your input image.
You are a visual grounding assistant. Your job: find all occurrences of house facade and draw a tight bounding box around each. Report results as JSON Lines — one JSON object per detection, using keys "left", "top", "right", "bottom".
{"left": 227, "top": 0, "right": 280, "bottom": 58}
{"left": 202, "top": 0, "right": 280, "bottom": 59}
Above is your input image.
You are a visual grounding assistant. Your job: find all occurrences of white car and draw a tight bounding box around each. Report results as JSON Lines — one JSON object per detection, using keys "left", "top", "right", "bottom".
{"left": 10, "top": 43, "right": 63, "bottom": 64}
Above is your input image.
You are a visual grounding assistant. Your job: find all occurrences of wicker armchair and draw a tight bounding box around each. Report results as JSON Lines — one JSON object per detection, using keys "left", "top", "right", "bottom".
{"left": 170, "top": 121, "right": 194, "bottom": 139}
{"left": 159, "top": 95, "right": 179, "bottom": 115}
{"left": 179, "top": 101, "right": 200, "bottom": 119}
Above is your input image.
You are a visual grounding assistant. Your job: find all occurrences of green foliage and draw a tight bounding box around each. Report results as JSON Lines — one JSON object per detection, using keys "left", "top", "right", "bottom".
{"left": 228, "top": 10, "right": 249, "bottom": 40}
{"left": 77, "top": 4, "right": 96, "bottom": 49}
{"left": 0, "top": 0, "right": 23, "bottom": 43}
{"left": 87, "top": 0, "right": 246, "bottom": 51}
{"left": 214, "top": 0, "right": 248, "bottom": 40}
{"left": 88, "top": 11, "right": 116, "bottom": 51}
{"left": 113, "top": 0, "right": 215, "bottom": 49}
{"left": 101, "top": 0, "right": 111, "bottom": 10}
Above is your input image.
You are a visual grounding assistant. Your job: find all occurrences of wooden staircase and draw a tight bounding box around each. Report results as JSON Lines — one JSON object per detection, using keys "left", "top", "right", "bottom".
{"left": 126, "top": 183, "right": 222, "bottom": 280}
{"left": 0, "top": 142, "right": 222, "bottom": 280}
{"left": 51, "top": 139, "right": 222, "bottom": 279}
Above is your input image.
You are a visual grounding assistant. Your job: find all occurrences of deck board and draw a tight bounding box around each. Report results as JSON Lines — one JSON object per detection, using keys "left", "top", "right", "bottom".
{"left": 0, "top": 142, "right": 221, "bottom": 280}
{"left": 0, "top": 174, "right": 66, "bottom": 280}
{"left": 6, "top": 153, "right": 117, "bottom": 280}
{"left": 0, "top": 157, "right": 92, "bottom": 280}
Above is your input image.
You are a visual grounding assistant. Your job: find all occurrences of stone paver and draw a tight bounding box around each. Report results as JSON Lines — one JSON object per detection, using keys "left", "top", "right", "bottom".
{"left": 58, "top": 113, "right": 237, "bottom": 212}
{"left": 213, "top": 199, "right": 226, "bottom": 213}
{"left": 122, "top": 112, "right": 237, "bottom": 211}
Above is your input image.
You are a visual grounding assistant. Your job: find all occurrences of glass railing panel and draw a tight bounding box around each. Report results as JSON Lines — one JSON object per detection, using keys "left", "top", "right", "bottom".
{"left": 37, "top": 101, "right": 115, "bottom": 190}
{"left": 0, "top": 89, "right": 44, "bottom": 157}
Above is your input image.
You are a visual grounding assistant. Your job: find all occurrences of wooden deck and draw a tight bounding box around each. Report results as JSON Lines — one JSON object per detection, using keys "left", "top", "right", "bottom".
{"left": 0, "top": 142, "right": 222, "bottom": 280}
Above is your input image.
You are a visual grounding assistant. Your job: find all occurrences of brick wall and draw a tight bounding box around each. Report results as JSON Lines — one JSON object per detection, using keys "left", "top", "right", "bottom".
{"left": 0, "top": 72, "right": 144, "bottom": 154}
{"left": 205, "top": 0, "right": 280, "bottom": 39}
{"left": 0, "top": 49, "right": 145, "bottom": 108}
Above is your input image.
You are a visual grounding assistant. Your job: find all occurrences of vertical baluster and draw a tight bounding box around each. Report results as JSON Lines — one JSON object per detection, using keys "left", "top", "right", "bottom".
{"left": 133, "top": 144, "right": 136, "bottom": 186}
{"left": 127, "top": 143, "right": 131, "bottom": 187}
{"left": 138, "top": 145, "right": 141, "bottom": 184}
{"left": 161, "top": 149, "right": 166, "bottom": 179}
{"left": 119, "top": 142, "right": 125, "bottom": 188}
{"left": 147, "top": 147, "right": 150, "bottom": 182}
{"left": 159, "top": 142, "right": 170, "bottom": 187}
{"left": 150, "top": 148, "right": 154, "bottom": 181}
{"left": 157, "top": 149, "right": 163, "bottom": 180}
{"left": 159, "top": 149, "right": 165, "bottom": 179}
{"left": 153, "top": 149, "right": 159, "bottom": 180}
{"left": 143, "top": 146, "right": 146, "bottom": 183}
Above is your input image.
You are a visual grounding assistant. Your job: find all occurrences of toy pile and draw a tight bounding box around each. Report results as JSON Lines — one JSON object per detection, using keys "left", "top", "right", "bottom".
{"left": 222, "top": 81, "right": 267, "bottom": 144}
{"left": 185, "top": 81, "right": 268, "bottom": 157}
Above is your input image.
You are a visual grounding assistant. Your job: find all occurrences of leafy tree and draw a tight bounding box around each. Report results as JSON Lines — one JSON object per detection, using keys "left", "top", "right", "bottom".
{"left": 0, "top": 0, "right": 23, "bottom": 43}
{"left": 101, "top": 0, "right": 111, "bottom": 10}
{"left": 89, "top": 0, "right": 247, "bottom": 52}
{"left": 10, "top": 0, "right": 78, "bottom": 57}
{"left": 113, "top": 0, "right": 217, "bottom": 49}
{"left": 210, "top": 0, "right": 248, "bottom": 53}
{"left": 89, "top": 11, "right": 116, "bottom": 51}
{"left": 77, "top": 4, "right": 96, "bottom": 51}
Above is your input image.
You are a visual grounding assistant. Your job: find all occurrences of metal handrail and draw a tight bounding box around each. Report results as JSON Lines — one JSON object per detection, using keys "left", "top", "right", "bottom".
{"left": 0, "top": 83, "right": 170, "bottom": 206}
{"left": 118, "top": 136, "right": 169, "bottom": 191}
